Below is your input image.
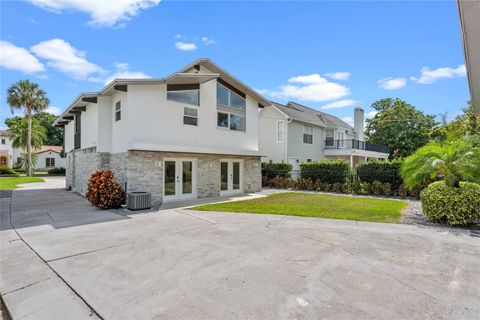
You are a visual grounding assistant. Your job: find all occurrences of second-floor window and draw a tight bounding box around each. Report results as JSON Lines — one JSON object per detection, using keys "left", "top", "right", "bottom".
{"left": 217, "top": 112, "right": 246, "bottom": 132}
{"left": 115, "top": 101, "right": 121, "bottom": 121}
{"left": 46, "top": 157, "right": 55, "bottom": 167}
{"left": 276, "top": 120, "right": 284, "bottom": 143}
{"left": 303, "top": 125, "right": 313, "bottom": 144}
{"left": 74, "top": 114, "right": 81, "bottom": 150}
{"left": 325, "top": 129, "right": 334, "bottom": 146}
{"left": 217, "top": 81, "right": 246, "bottom": 110}
{"left": 184, "top": 107, "right": 198, "bottom": 126}
{"left": 1, "top": 139, "right": 5, "bottom": 144}
{"left": 167, "top": 84, "right": 199, "bottom": 106}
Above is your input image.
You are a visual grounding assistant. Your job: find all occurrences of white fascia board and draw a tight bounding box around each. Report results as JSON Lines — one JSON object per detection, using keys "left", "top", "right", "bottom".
{"left": 128, "top": 143, "right": 265, "bottom": 157}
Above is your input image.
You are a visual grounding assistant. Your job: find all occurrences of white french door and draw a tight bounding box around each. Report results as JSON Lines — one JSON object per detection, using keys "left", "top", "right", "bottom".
{"left": 164, "top": 158, "right": 196, "bottom": 202}
{"left": 220, "top": 160, "right": 243, "bottom": 195}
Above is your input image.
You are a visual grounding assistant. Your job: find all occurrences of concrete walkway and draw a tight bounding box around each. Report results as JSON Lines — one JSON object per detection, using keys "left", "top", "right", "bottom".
{"left": 1, "top": 187, "right": 479, "bottom": 319}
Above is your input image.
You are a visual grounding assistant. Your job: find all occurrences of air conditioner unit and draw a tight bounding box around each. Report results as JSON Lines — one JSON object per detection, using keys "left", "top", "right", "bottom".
{"left": 126, "top": 192, "right": 151, "bottom": 211}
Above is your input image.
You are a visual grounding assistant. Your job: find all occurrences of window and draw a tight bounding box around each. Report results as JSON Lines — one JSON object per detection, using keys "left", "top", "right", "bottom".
{"left": 217, "top": 112, "right": 229, "bottom": 128}
{"left": 337, "top": 131, "right": 345, "bottom": 147}
{"left": 325, "top": 129, "right": 334, "bottom": 146}
{"left": 276, "top": 120, "right": 284, "bottom": 143}
{"left": 216, "top": 82, "right": 246, "bottom": 110}
{"left": 167, "top": 84, "right": 199, "bottom": 106}
{"left": 306, "top": 159, "right": 312, "bottom": 163}
{"left": 183, "top": 107, "right": 198, "bottom": 126}
{"left": 1, "top": 139, "right": 5, "bottom": 144}
{"left": 46, "top": 158, "right": 55, "bottom": 167}
{"left": 303, "top": 125, "right": 313, "bottom": 144}
{"left": 17, "top": 157, "right": 22, "bottom": 165}
{"left": 74, "top": 115, "right": 81, "bottom": 149}
{"left": 217, "top": 112, "right": 246, "bottom": 132}
{"left": 115, "top": 101, "right": 121, "bottom": 121}
{"left": 230, "top": 114, "right": 246, "bottom": 131}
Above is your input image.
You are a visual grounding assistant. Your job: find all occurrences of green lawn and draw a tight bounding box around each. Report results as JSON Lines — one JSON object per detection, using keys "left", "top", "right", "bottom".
{"left": 0, "top": 177, "right": 44, "bottom": 190}
{"left": 192, "top": 192, "right": 408, "bottom": 223}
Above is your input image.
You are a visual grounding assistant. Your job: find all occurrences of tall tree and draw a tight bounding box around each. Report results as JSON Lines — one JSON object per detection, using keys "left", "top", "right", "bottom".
{"left": 8, "top": 118, "right": 47, "bottom": 150}
{"left": 7, "top": 80, "right": 49, "bottom": 176}
{"left": 365, "top": 98, "right": 437, "bottom": 159}
{"left": 5, "top": 112, "right": 63, "bottom": 146}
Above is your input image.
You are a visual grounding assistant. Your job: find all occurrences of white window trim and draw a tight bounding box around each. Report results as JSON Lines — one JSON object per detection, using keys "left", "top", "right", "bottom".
{"left": 216, "top": 82, "right": 246, "bottom": 110}
{"left": 183, "top": 106, "right": 198, "bottom": 126}
{"left": 167, "top": 89, "right": 200, "bottom": 106}
{"left": 276, "top": 120, "right": 285, "bottom": 143}
{"left": 303, "top": 125, "right": 314, "bottom": 144}
{"left": 216, "top": 111, "right": 246, "bottom": 132}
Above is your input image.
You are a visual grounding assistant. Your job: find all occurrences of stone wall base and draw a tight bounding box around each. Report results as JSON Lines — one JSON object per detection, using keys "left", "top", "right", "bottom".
{"left": 66, "top": 149, "right": 261, "bottom": 205}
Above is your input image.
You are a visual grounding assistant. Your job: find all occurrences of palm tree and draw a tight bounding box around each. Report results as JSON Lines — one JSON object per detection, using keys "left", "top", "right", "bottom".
{"left": 7, "top": 80, "right": 49, "bottom": 176}
{"left": 9, "top": 118, "right": 47, "bottom": 150}
{"left": 401, "top": 137, "right": 480, "bottom": 189}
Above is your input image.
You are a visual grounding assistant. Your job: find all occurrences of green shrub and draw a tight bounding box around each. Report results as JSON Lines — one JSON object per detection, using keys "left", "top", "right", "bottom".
{"left": 301, "top": 161, "right": 349, "bottom": 184}
{"left": 331, "top": 182, "right": 342, "bottom": 193}
{"left": 48, "top": 167, "right": 66, "bottom": 175}
{"left": 0, "top": 166, "right": 19, "bottom": 176}
{"left": 371, "top": 181, "right": 384, "bottom": 196}
{"left": 382, "top": 182, "right": 391, "bottom": 196}
{"left": 267, "top": 176, "right": 295, "bottom": 189}
{"left": 356, "top": 160, "right": 402, "bottom": 192}
{"left": 420, "top": 181, "right": 480, "bottom": 226}
{"left": 341, "top": 182, "right": 352, "bottom": 194}
{"left": 262, "top": 162, "right": 293, "bottom": 179}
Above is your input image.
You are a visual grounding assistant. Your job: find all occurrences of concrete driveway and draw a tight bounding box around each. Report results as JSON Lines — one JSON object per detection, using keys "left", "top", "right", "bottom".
{"left": 1, "top": 187, "right": 479, "bottom": 320}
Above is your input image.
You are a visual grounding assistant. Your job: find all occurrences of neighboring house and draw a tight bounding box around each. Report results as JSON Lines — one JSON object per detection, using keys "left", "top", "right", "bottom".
{"left": 53, "top": 59, "right": 269, "bottom": 206}
{"left": 259, "top": 102, "right": 390, "bottom": 175}
{"left": 0, "top": 129, "right": 64, "bottom": 169}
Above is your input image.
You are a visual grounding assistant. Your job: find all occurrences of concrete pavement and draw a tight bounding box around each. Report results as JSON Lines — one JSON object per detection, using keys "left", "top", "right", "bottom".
{"left": 1, "top": 186, "right": 479, "bottom": 319}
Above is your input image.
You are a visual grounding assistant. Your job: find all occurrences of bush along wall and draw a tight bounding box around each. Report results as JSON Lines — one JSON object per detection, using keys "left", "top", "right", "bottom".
{"left": 356, "top": 160, "right": 402, "bottom": 193}
{"left": 301, "top": 161, "right": 350, "bottom": 184}
{"left": 261, "top": 162, "right": 293, "bottom": 179}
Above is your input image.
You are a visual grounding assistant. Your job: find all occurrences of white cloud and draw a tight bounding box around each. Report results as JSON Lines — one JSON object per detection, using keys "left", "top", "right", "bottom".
{"left": 321, "top": 99, "right": 356, "bottom": 109}
{"left": 269, "top": 73, "right": 350, "bottom": 102}
{"left": 103, "top": 62, "right": 150, "bottom": 84}
{"left": 0, "top": 40, "right": 45, "bottom": 74}
{"left": 410, "top": 64, "right": 466, "bottom": 84}
{"left": 201, "top": 37, "right": 215, "bottom": 45}
{"left": 325, "top": 72, "right": 351, "bottom": 81}
{"left": 378, "top": 77, "right": 406, "bottom": 90}
{"left": 174, "top": 41, "right": 197, "bottom": 51}
{"left": 45, "top": 106, "right": 62, "bottom": 115}
{"left": 31, "top": 38, "right": 106, "bottom": 80}
{"left": 366, "top": 111, "right": 378, "bottom": 119}
{"left": 341, "top": 116, "right": 354, "bottom": 127}
{"left": 254, "top": 88, "right": 271, "bottom": 95}
{"left": 27, "top": 0, "right": 161, "bottom": 28}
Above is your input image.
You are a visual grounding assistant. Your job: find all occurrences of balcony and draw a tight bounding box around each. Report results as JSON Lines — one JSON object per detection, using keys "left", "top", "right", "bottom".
{"left": 325, "top": 139, "right": 390, "bottom": 154}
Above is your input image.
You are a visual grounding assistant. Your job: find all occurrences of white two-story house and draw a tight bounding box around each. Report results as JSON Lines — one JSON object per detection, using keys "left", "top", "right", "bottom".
{"left": 259, "top": 102, "right": 390, "bottom": 175}
{"left": 54, "top": 59, "right": 269, "bottom": 206}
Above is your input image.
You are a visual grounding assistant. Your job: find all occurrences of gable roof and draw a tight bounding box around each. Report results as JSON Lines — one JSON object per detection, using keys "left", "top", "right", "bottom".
{"left": 271, "top": 101, "right": 354, "bottom": 131}
{"left": 54, "top": 58, "right": 271, "bottom": 126}
{"left": 35, "top": 145, "right": 62, "bottom": 154}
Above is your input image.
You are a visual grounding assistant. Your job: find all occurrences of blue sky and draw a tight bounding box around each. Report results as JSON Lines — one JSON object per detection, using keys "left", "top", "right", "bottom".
{"left": 0, "top": 0, "right": 470, "bottom": 128}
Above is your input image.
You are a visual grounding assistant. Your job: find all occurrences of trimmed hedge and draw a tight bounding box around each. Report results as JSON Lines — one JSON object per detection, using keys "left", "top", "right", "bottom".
{"left": 48, "top": 167, "right": 66, "bottom": 175}
{"left": 420, "top": 181, "right": 480, "bottom": 226}
{"left": 356, "top": 160, "right": 402, "bottom": 191}
{"left": 301, "top": 161, "right": 349, "bottom": 184}
{"left": 262, "top": 162, "right": 292, "bottom": 179}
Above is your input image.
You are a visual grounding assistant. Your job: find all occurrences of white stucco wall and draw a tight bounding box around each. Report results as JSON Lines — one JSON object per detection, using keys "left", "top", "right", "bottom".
{"left": 287, "top": 121, "right": 326, "bottom": 163}
{"left": 258, "top": 106, "right": 288, "bottom": 162}
{"left": 64, "top": 122, "right": 74, "bottom": 153}
{"left": 97, "top": 95, "right": 113, "bottom": 153}
{"left": 81, "top": 103, "right": 98, "bottom": 149}
{"left": 35, "top": 151, "right": 65, "bottom": 169}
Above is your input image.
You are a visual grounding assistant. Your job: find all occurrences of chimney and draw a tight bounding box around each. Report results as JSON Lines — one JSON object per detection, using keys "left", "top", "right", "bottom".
{"left": 354, "top": 107, "right": 364, "bottom": 141}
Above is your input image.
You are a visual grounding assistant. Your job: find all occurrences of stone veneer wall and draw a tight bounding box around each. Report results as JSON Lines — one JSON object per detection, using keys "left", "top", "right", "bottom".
{"left": 67, "top": 149, "right": 261, "bottom": 205}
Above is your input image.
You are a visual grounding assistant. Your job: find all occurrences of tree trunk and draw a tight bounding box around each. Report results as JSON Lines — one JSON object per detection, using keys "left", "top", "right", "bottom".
{"left": 27, "top": 108, "right": 32, "bottom": 177}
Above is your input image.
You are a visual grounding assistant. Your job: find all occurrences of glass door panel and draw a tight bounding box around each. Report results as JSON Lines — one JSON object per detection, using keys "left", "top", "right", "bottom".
{"left": 165, "top": 161, "right": 176, "bottom": 196}
{"left": 221, "top": 162, "right": 228, "bottom": 191}
{"left": 182, "top": 161, "right": 193, "bottom": 195}
{"left": 232, "top": 162, "right": 240, "bottom": 190}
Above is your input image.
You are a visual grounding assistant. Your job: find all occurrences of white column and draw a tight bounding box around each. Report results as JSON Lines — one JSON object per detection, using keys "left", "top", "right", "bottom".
{"left": 350, "top": 154, "right": 353, "bottom": 167}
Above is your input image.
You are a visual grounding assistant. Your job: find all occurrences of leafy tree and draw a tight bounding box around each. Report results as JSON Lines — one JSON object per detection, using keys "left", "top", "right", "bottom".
{"left": 8, "top": 117, "right": 47, "bottom": 149}
{"left": 365, "top": 98, "right": 437, "bottom": 159}
{"left": 401, "top": 136, "right": 480, "bottom": 189}
{"left": 7, "top": 80, "right": 49, "bottom": 176}
{"left": 5, "top": 112, "right": 63, "bottom": 146}
{"left": 432, "top": 102, "right": 480, "bottom": 141}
